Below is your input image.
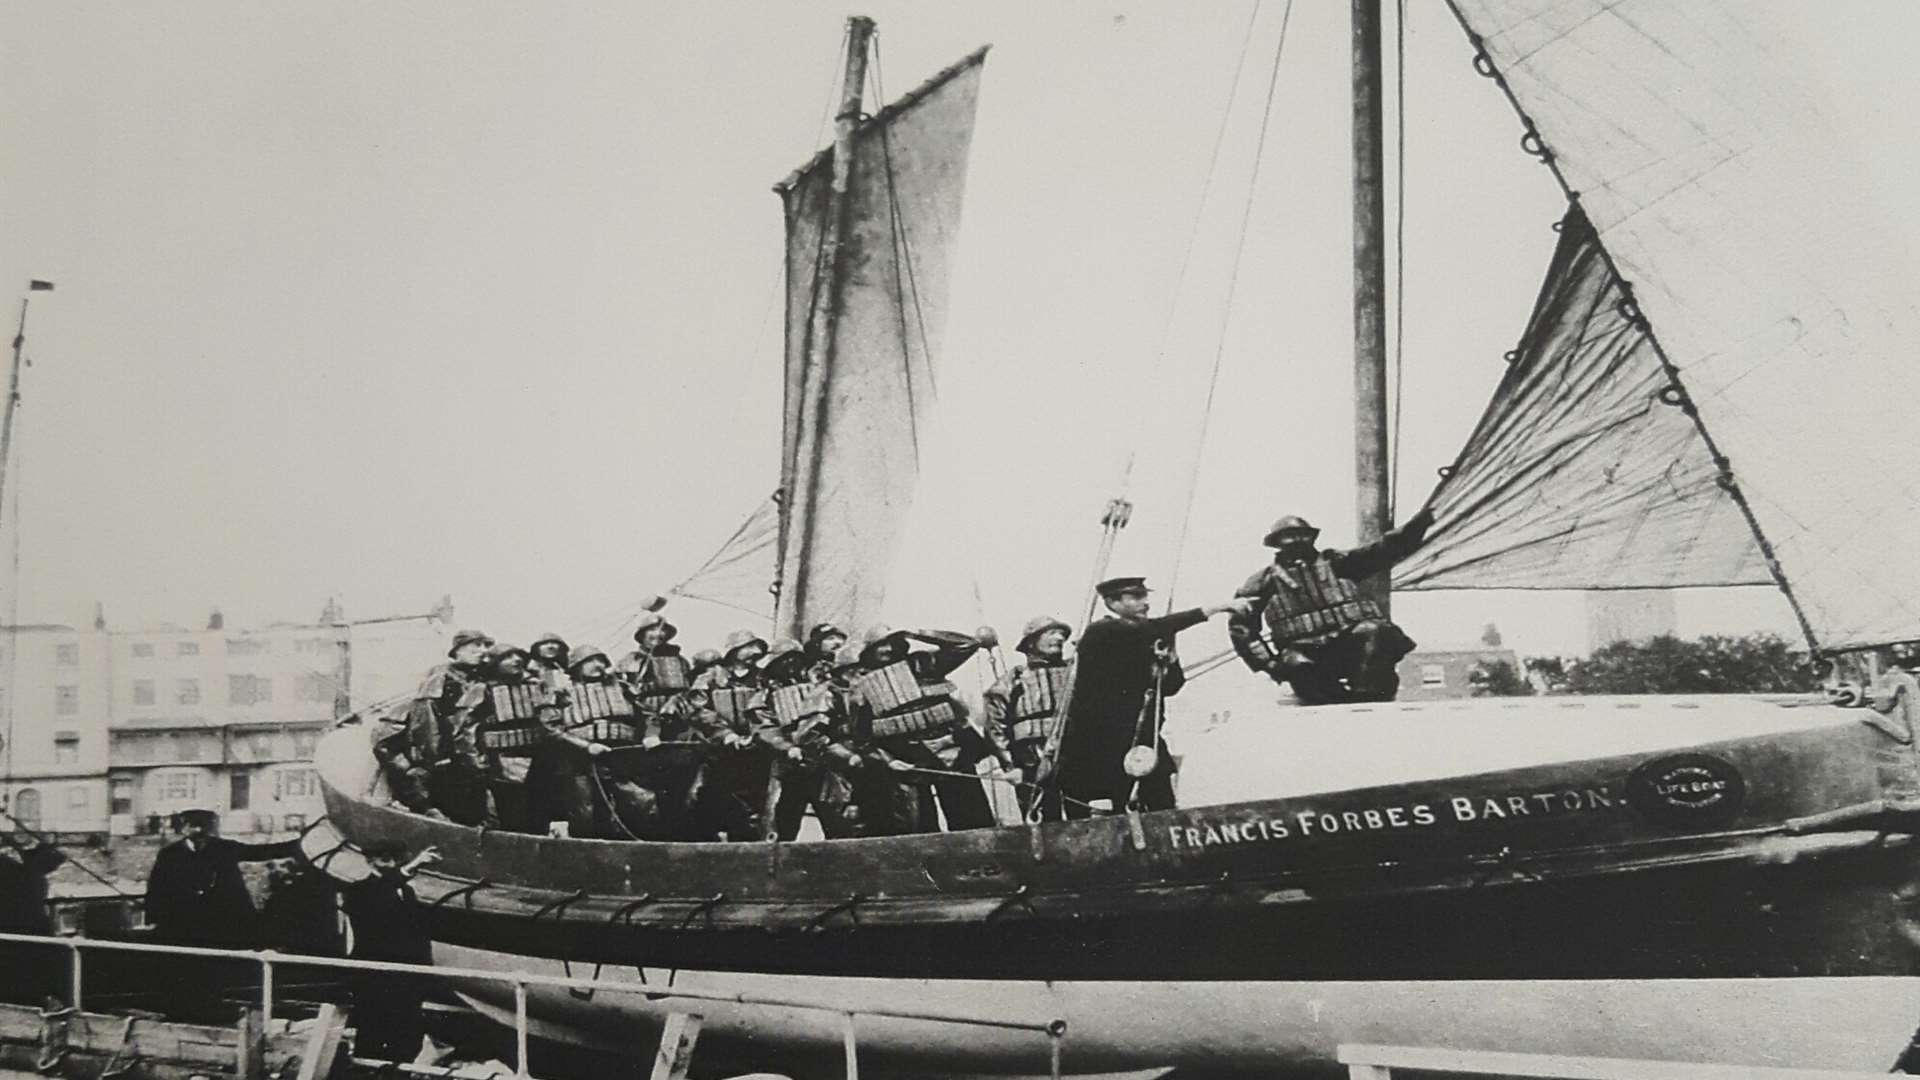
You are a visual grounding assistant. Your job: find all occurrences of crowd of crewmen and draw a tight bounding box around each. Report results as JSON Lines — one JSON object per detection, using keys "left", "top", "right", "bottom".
{"left": 371, "top": 506, "right": 1443, "bottom": 841}
{"left": 373, "top": 613, "right": 1088, "bottom": 841}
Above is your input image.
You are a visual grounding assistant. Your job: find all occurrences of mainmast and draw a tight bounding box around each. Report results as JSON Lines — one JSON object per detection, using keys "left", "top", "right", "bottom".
{"left": 1351, "top": 0, "right": 1391, "bottom": 612}
{"left": 777, "top": 15, "right": 875, "bottom": 640}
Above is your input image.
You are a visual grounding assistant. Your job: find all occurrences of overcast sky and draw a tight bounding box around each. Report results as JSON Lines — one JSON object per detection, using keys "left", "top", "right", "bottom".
{"left": 1, "top": 2, "right": 1912, "bottom": 660}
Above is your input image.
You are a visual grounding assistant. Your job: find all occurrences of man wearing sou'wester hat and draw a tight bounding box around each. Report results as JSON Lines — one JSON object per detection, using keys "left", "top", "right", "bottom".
{"left": 1055, "top": 578, "right": 1250, "bottom": 818}
{"left": 404, "top": 629, "right": 499, "bottom": 827}
{"left": 983, "top": 616, "right": 1071, "bottom": 821}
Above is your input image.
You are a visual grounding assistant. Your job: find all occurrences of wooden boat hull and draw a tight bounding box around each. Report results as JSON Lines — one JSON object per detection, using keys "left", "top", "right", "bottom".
{"left": 309, "top": 695, "right": 1920, "bottom": 1070}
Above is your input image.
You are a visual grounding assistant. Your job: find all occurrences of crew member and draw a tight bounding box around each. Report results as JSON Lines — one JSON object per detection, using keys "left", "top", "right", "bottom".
{"left": 1056, "top": 578, "right": 1248, "bottom": 817}
{"left": 407, "top": 629, "right": 499, "bottom": 826}
{"left": 524, "top": 645, "right": 616, "bottom": 838}
{"left": 616, "top": 612, "right": 706, "bottom": 839}
{"left": 804, "top": 623, "right": 848, "bottom": 669}
{"left": 479, "top": 644, "right": 538, "bottom": 830}
{"left": 1229, "top": 508, "right": 1433, "bottom": 704}
{"left": 526, "top": 632, "right": 572, "bottom": 691}
{"left": 847, "top": 625, "right": 993, "bottom": 834}
{"left": 342, "top": 840, "right": 438, "bottom": 1065}
{"left": 755, "top": 640, "right": 864, "bottom": 840}
{"left": 689, "top": 631, "right": 773, "bottom": 840}
{"left": 984, "top": 616, "right": 1072, "bottom": 821}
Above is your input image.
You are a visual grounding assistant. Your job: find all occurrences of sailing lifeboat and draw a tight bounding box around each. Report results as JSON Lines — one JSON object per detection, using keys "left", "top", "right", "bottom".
{"left": 304, "top": 0, "right": 1920, "bottom": 1073}
{"left": 304, "top": 689, "right": 1920, "bottom": 1074}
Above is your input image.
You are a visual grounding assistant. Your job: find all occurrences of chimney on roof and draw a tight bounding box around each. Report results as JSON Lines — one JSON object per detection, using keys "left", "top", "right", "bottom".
{"left": 321, "top": 597, "right": 344, "bottom": 626}
{"left": 208, "top": 608, "right": 224, "bottom": 631}
{"left": 93, "top": 602, "right": 106, "bottom": 632}
{"left": 1481, "top": 622, "right": 1503, "bottom": 647}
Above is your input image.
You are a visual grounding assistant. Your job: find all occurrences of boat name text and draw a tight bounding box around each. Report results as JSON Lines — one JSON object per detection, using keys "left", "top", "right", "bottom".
{"left": 1166, "top": 787, "right": 1616, "bottom": 850}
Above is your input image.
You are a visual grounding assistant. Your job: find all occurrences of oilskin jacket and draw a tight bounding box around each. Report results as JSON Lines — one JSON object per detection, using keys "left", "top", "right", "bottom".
{"left": 407, "top": 662, "right": 490, "bottom": 773}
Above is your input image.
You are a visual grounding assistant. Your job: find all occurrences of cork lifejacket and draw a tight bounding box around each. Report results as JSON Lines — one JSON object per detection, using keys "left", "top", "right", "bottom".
{"left": 1258, "top": 556, "right": 1385, "bottom": 645}
{"left": 851, "top": 659, "right": 960, "bottom": 740}
{"left": 1007, "top": 663, "right": 1071, "bottom": 744}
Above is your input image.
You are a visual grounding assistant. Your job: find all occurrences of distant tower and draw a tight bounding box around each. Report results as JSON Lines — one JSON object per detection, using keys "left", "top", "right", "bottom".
{"left": 93, "top": 601, "right": 106, "bottom": 631}
{"left": 208, "top": 608, "right": 224, "bottom": 631}
{"left": 1585, "top": 590, "right": 1677, "bottom": 652}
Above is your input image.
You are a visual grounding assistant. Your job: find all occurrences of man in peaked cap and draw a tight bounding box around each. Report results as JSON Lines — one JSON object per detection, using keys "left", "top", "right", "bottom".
{"left": 143, "top": 809, "right": 302, "bottom": 1020}
{"left": 1055, "top": 578, "right": 1249, "bottom": 818}
{"left": 983, "top": 616, "right": 1072, "bottom": 821}
{"left": 1229, "top": 507, "right": 1433, "bottom": 705}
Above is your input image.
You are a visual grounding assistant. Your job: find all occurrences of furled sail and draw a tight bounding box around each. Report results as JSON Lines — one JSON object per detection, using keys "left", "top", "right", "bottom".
{"left": 772, "top": 47, "right": 987, "bottom": 641}
{"left": 1399, "top": 1, "right": 1920, "bottom": 652}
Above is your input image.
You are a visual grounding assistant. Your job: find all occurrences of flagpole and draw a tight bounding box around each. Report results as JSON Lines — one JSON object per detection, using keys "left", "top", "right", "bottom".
{"left": 0, "top": 293, "right": 34, "bottom": 538}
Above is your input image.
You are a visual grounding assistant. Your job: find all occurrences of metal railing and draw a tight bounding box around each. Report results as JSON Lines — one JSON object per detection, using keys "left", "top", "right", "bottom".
{"left": 1337, "top": 1043, "right": 1895, "bottom": 1080}
{"left": 0, "top": 930, "right": 1068, "bottom": 1080}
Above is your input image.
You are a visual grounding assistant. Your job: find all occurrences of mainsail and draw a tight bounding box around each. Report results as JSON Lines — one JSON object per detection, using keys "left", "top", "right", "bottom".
{"left": 1398, "top": 1, "right": 1920, "bottom": 653}
{"left": 772, "top": 44, "right": 987, "bottom": 642}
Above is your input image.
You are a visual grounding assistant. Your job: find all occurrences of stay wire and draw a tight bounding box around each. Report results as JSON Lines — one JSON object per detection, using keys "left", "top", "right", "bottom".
{"left": 1164, "top": 0, "right": 1297, "bottom": 609}
{"left": 1118, "top": 0, "right": 1267, "bottom": 509}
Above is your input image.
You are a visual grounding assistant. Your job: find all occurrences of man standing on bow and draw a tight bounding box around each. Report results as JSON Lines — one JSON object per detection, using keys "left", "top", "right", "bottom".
{"left": 1229, "top": 508, "right": 1433, "bottom": 704}
{"left": 1055, "top": 579, "right": 1250, "bottom": 818}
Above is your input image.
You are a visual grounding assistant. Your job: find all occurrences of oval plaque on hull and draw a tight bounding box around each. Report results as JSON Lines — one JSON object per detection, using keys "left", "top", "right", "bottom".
{"left": 1626, "top": 752, "right": 1746, "bottom": 828}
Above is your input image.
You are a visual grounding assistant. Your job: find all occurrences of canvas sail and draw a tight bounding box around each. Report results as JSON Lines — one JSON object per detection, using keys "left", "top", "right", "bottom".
{"left": 669, "top": 494, "right": 780, "bottom": 622}
{"left": 772, "top": 47, "right": 986, "bottom": 642}
{"left": 1398, "top": 1, "right": 1920, "bottom": 653}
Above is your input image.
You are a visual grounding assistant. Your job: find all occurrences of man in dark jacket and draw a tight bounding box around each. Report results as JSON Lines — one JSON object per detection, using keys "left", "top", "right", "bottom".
{"left": 342, "top": 840, "right": 439, "bottom": 1065}
{"left": 144, "top": 809, "right": 299, "bottom": 947}
{"left": 0, "top": 834, "right": 66, "bottom": 1005}
{"left": 1229, "top": 508, "right": 1433, "bottom": 704}
{"left": 1055, "top": 578, "right": 1248, "bottom": 818}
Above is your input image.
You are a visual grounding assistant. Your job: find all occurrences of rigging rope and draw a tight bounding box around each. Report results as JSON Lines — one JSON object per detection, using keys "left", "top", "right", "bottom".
{"left": 1164, "top": 0, "right": 1297, "bottom": 609}
{"left": 3, "top": 385, "right": 21, "bottom": 787}
{"left": 1112, "top": 0, "right": 1267, "bottom": 517}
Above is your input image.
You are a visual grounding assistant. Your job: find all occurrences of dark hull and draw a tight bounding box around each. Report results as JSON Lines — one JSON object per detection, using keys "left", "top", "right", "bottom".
{"left": 312, "top": 700, "right": 1920, "bottom": 983}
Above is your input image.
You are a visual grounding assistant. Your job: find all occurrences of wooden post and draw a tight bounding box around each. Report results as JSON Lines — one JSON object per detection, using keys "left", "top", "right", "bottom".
{"left": 235, "top": 1006, "right": 264, "bottom": 1080}
{"left": 779, "top": 15, "right": 875, "bottom": 639}
{"left": 0, "top": 298, "right": 29, "bottom": 538}
{"left": 295, "top": 1003, "right": 347, "bottom": 1080}
{"left": 841, "top": 1012, "right": 859, "bottom": 1080}
{"left": 648, "top": 1012, "right": 702, "bottom": 1080}
{"left": 1351, "top": 0, "right": 1392, "bottom": 613}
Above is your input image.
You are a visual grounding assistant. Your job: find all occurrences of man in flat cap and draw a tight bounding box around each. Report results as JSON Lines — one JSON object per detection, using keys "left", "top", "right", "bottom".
{"left": 1054, "top": 579, "right": 1250, "bottom": 818}
{"left": 1230, "top": 508, "right": 1433, "bottom": 704}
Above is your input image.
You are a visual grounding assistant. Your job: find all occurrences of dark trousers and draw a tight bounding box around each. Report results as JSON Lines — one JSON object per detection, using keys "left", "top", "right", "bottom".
{"left": 427, "top": 766, "right": 499, "bottom": 828}
{"left": 1062, "top": 743, "right": 1176, "bottom": 819}
{"left": 869, "top": 739, "right": 995, "bottom": 834}
{"left": 701, "top": 748, "right": 771, "bottom": 841}
{"left": 1010, "top": 742, "right": 1063, "bottom": 823}
{"left": 526, "top": 748, "right": 599, "bottom": 837}
{"left": 769, "top": 762, "right": 859, "bottom": 840}
{"left": 351, "top": 970, "right": 425, "bottom": 1064}
{"left": 1277, "top": 619, "right": 1415, "bottom": 704}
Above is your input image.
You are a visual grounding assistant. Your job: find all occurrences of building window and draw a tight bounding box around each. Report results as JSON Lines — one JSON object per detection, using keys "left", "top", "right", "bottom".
{"left": 230, "top": 773, "right": 251, "bottom": 811}
{"left": 157, "top": 771, "right": 198, "bottom": 802}
{"left": 228, "top": 674, "right": 273, "bottom": 706}
{"left": 110, "top": 778, "right": 134, "bottom": 816}
{"left": 297, "top": 673, "right": 333, "bottom": 703}
{"left": 67, "top": 786, "right": 89, "bottom": 813}
{"left": 12, "top": 788, "right": 40, "bottom": 826}
{"left": 1420, "top": 664, "right": 1447, "bottom": 688}
{"left": 173, "top": 734, "right": 209, "bottom": 762}
{"left": 55, "top": 685, "right": 79, "bottom": 715}
{"left": 177, "top": 678, "right": 200, "bottom": 706}
{"left": 248, "top": 733, "right": 274, "bottom": 759}
{"left": 275, "top": 768, "right": 319, "bottom": 801}
{"left": 55, "top": 643, "right": 78, "bottom": 666}
{"left": 177, "top": 641, "right": 199, "bottom": 656}
{"left": 53, "top": 732, "right": 80, "bottom": 765}
{"left": 131, "top": 642, "right": 154, "bottom": 659}
{"left": 132, "top": 680, "right": 156, "bottom": 707}
{"left": 292, "top": 731, "right": 318, "bottom": 759}
{"left": 125, "top": 736, "right": 154, "bottom": 763}
{"left": 225, "top": 638, "right": 267, "bottom": 656}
